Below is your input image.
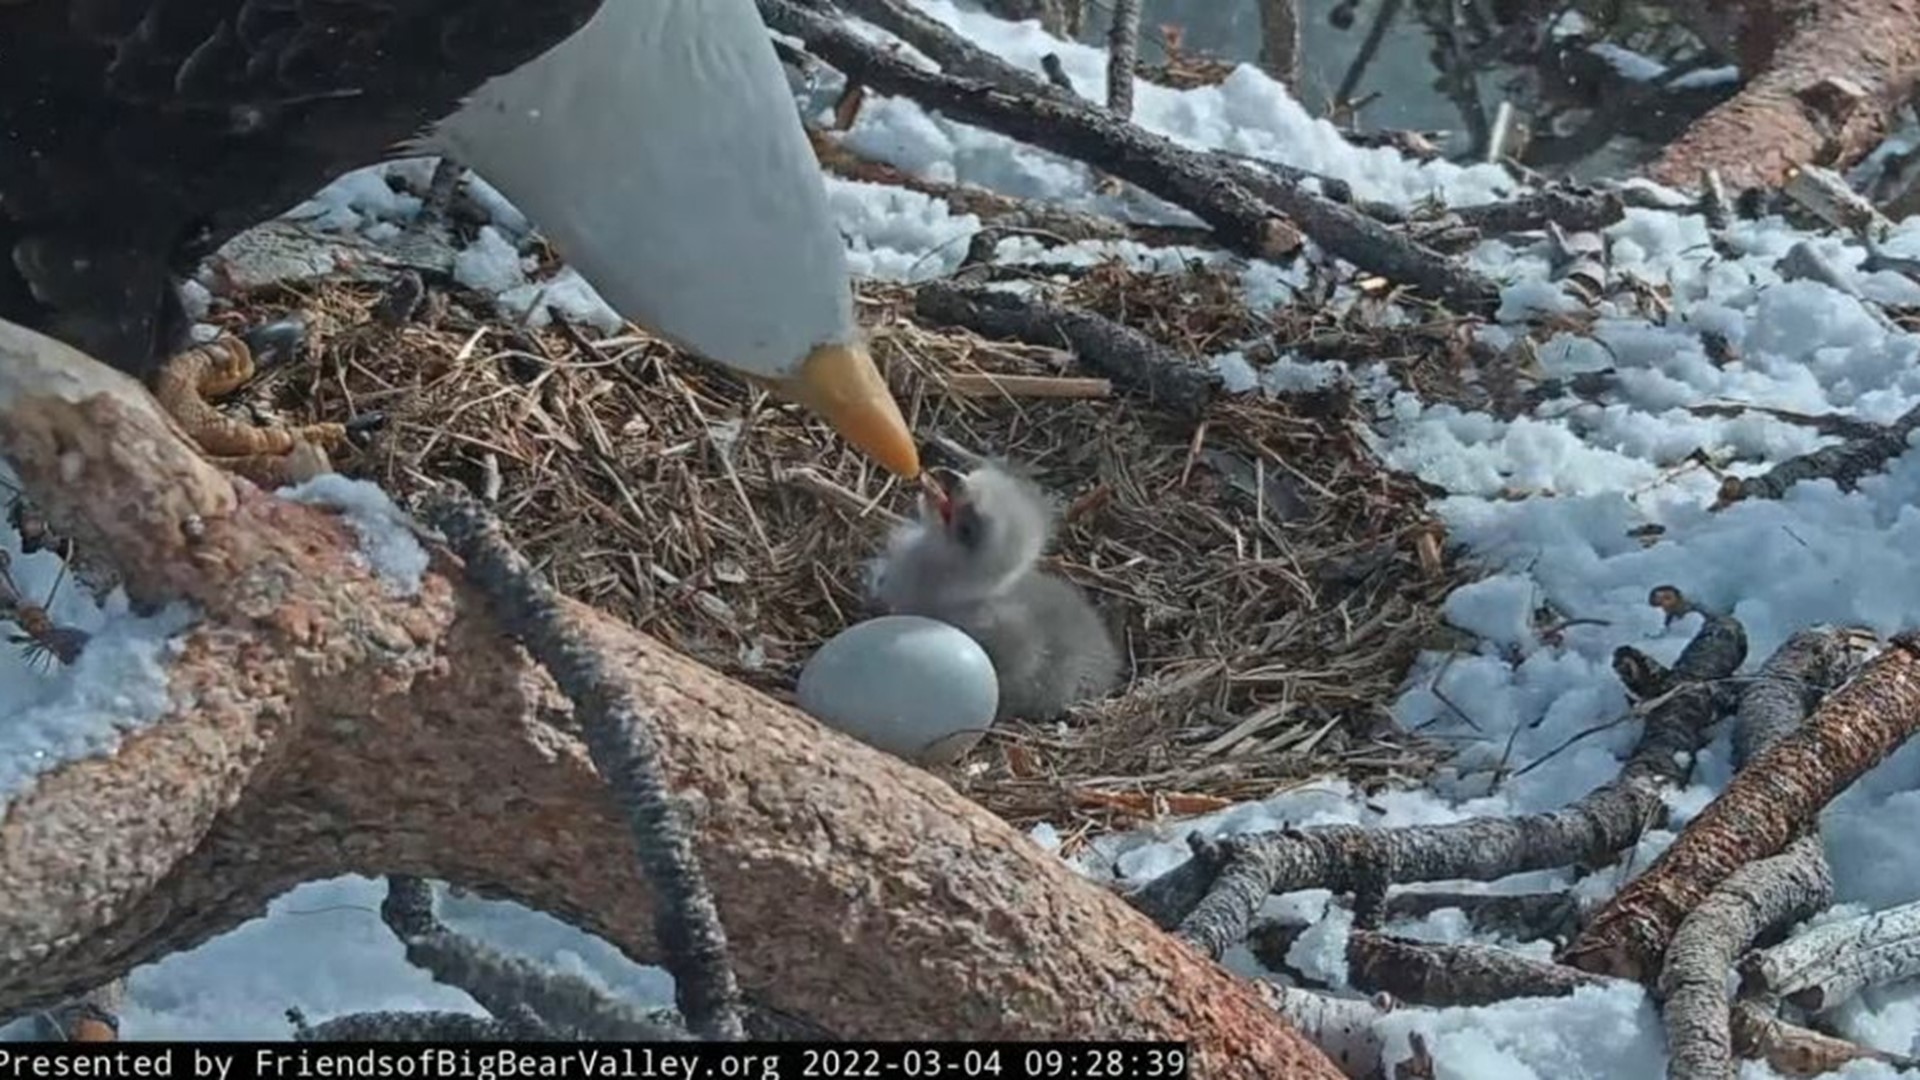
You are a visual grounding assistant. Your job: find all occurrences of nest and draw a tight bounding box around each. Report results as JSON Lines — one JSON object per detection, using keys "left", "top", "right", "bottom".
{"left": 211, "top": 257, "right": 1468, "bottom": 850}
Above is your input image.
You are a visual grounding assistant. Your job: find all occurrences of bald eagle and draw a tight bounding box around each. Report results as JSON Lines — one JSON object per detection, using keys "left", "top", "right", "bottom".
{"left": 0, "top": 0, "right": 921, "bottom": 478}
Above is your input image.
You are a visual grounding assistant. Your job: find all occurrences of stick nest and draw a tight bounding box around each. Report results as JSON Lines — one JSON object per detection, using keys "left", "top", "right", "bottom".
{"left": 209, "top": 258, "right": 1467, "bottom": 847}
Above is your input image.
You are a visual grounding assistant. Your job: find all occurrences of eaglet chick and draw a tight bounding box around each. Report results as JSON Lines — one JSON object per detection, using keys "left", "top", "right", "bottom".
{"left": 870, "top": 463, "right": 1122, "bottom": 721}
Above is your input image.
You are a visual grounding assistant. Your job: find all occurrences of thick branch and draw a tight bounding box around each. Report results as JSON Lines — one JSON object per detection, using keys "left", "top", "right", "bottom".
{"left": 0, "top": 318, "right": 1342, "bottom": 1078}
{"left": 760, "top": 0, "right": 1501, "bottom": 314}
{"left": 1564, "top": 635, "right": 1920, "bottom": 983}
{"left": 1650, "top": 0, "right": 1920, "bottom": 189}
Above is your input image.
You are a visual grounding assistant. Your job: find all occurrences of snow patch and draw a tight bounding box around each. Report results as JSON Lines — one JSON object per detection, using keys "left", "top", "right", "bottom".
{"left": 277, "top": 476, "right": 430, "bottom": 597}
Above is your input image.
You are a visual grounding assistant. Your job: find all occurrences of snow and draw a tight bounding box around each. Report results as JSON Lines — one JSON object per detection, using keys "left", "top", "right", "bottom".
{"left": 0, "top": 469, "right": 194, "bottom": 816}
{"left": 9, "top": 2, "right": 1920, "bottom": 1073}
{"left": 276, "top": 475, "right": 430, "bottom": 598}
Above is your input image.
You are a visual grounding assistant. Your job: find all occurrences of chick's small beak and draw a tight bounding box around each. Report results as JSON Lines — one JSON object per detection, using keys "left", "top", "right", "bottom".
{"left": 766, "top": 342, "right": 921, "bottom": 478}
{"left": 923, "top": 467, "right": 962, "bottom": 522}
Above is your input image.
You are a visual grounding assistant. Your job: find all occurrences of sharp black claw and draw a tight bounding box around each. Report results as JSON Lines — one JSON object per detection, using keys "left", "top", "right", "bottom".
{"left": 242, "top": 317, "right": 309, "bottom": 370}
{"left": 345, "top": 411, "right": 389, "bottom": 446}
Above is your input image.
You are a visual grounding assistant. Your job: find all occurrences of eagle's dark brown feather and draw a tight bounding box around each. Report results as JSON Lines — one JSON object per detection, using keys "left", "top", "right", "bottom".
{"left": 0, "top": 0, "right": 602, "bottom": 376}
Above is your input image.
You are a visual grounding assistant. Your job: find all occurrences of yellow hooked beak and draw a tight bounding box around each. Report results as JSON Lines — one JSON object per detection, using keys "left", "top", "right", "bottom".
{"left": 758, "top": 341, "right": 921, "bottom": 479}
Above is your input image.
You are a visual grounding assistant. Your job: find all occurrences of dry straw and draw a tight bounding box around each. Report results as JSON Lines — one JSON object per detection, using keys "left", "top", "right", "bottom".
{"left": 215, "top": 258, "right": 1466, "bottom": 850}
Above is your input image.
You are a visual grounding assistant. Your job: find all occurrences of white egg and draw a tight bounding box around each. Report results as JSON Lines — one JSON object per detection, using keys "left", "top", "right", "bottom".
{"left": 796, "top": 615, "right": 1000, "bottom": 767}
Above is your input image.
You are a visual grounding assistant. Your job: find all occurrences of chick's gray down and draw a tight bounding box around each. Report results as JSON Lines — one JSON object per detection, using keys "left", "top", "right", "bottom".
{"left": 870, "top": 464, "right": 1122, "bottom": 721}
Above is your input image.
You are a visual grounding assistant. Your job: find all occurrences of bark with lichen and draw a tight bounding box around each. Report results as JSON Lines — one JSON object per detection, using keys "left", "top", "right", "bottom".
{"left": 1563, "top": 636, "right": 1920, "bottom": 983}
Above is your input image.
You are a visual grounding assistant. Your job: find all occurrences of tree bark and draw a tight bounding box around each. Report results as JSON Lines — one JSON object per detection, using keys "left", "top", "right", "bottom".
{"left": 1739, "top": 896, "right": 1920, "bottom": 1013}
{"left": 0, "top": 317, "right": 1342, "bottom": 1078}
{"left": 1105, "top": 0, "right": 1140, "bottom": 118}
{"left": 1256, "top": 0, "right": 1302, "bottom": 93}
{"left": 1658, "top": 836, "right": 1834, "bottom": 1080}
{"left": 1650, "top": 0, "right": 1920, "bottom": 189}
{"left": 1563, "top": 636, "right": 1920, "bottom": 983}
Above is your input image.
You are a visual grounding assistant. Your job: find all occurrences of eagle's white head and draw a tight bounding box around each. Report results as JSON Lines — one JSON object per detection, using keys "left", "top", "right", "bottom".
{"left": 429, "top": 0, "right": 919, "bottom": 478}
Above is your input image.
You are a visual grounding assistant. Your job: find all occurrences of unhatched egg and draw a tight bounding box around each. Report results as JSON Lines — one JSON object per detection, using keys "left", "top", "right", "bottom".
{"left": 796, "top": 615, "right": 999, "bottom": 767}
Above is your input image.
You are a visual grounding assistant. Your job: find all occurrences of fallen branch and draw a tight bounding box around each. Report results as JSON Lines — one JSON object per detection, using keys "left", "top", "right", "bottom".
{"left": 1448, "top": 187, "right": 1626, "bottom": 237}
{"left": 1739, "top": 897, "right": 1920, "bottom": 1013}
{"left": 1659, "top": 626, "right": 1866, "bottom": 1075}
{"left": 0, "top": 316, "right": 1344, "bottom": 1077}
{"left": 1563, "top": 634, "right": 1920, "bottom": 983}
{"left": 915, "top": 281, "right": 1220, "bottom": 416}
{"left": 290, "top": 1008, "right": 549, "bottom": 1042}
{"left": 1347, "top": 931, "right": 1611, "bottom": 1007}
{"left": 1713, "top": 402, "right": 1920, "bottom": 509}
{"left": 1659, "top": 836, "right": 1834, "bottom": 1080}
{"left": 1256, "top": 982, "right": 1395, "bottom": 1080}
{"left": 1650, "top": 0, "right": 1920, "bottom": 189}
{"left": 760, "top": 0, "right": 1502, "bottom": 314}
{"left": 1128, "top": 601, "right": 1745, "bottom": 958}
{"left": 828, "top": 0, "right": 1070, "bottom": 103}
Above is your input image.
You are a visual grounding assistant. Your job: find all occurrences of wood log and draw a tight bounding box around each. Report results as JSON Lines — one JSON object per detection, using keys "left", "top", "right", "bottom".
{"left": 0, "top": 317, "right": 1342, "bottom": 1078}
{"left": 1650, "top": 0, "right": 1920, "bottom": 189}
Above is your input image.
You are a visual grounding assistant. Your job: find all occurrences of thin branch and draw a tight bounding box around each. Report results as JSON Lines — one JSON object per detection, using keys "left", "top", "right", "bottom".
{"left": 914, "top": 281, "right": 1220, "bottom": 416}
{"left": 378, "top": 875, "right": 684, "bottom": 1040}
{"left": 1715, "top": 402, "right": 1920, "bottom": 509}
{"left": 421, "top": 492, "right": 745, "bottom": 1040}
{"left": 760, "top": 0, "right": 1501, "bottom": 313}
{"left": 1105, "top": 0, "right": 1139, "bottom": 118}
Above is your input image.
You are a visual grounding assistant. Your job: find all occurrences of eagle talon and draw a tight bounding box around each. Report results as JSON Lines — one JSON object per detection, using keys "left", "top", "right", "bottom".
{"left": 344, "top": 411, "right": 389, "bottom": 446}
{"left": 239, "top": 317, "right": 309, "bottom": 371}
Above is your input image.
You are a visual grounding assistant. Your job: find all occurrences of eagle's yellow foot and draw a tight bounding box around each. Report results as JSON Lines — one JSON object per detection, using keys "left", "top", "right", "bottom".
{"left": 149, "top": 320, "right": 385, "bottom": 485}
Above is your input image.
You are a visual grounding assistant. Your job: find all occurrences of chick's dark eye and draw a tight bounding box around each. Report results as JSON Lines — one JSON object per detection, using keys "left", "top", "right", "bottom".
{"left": 953, "top": 511, "right": 982, "bottom": 548}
